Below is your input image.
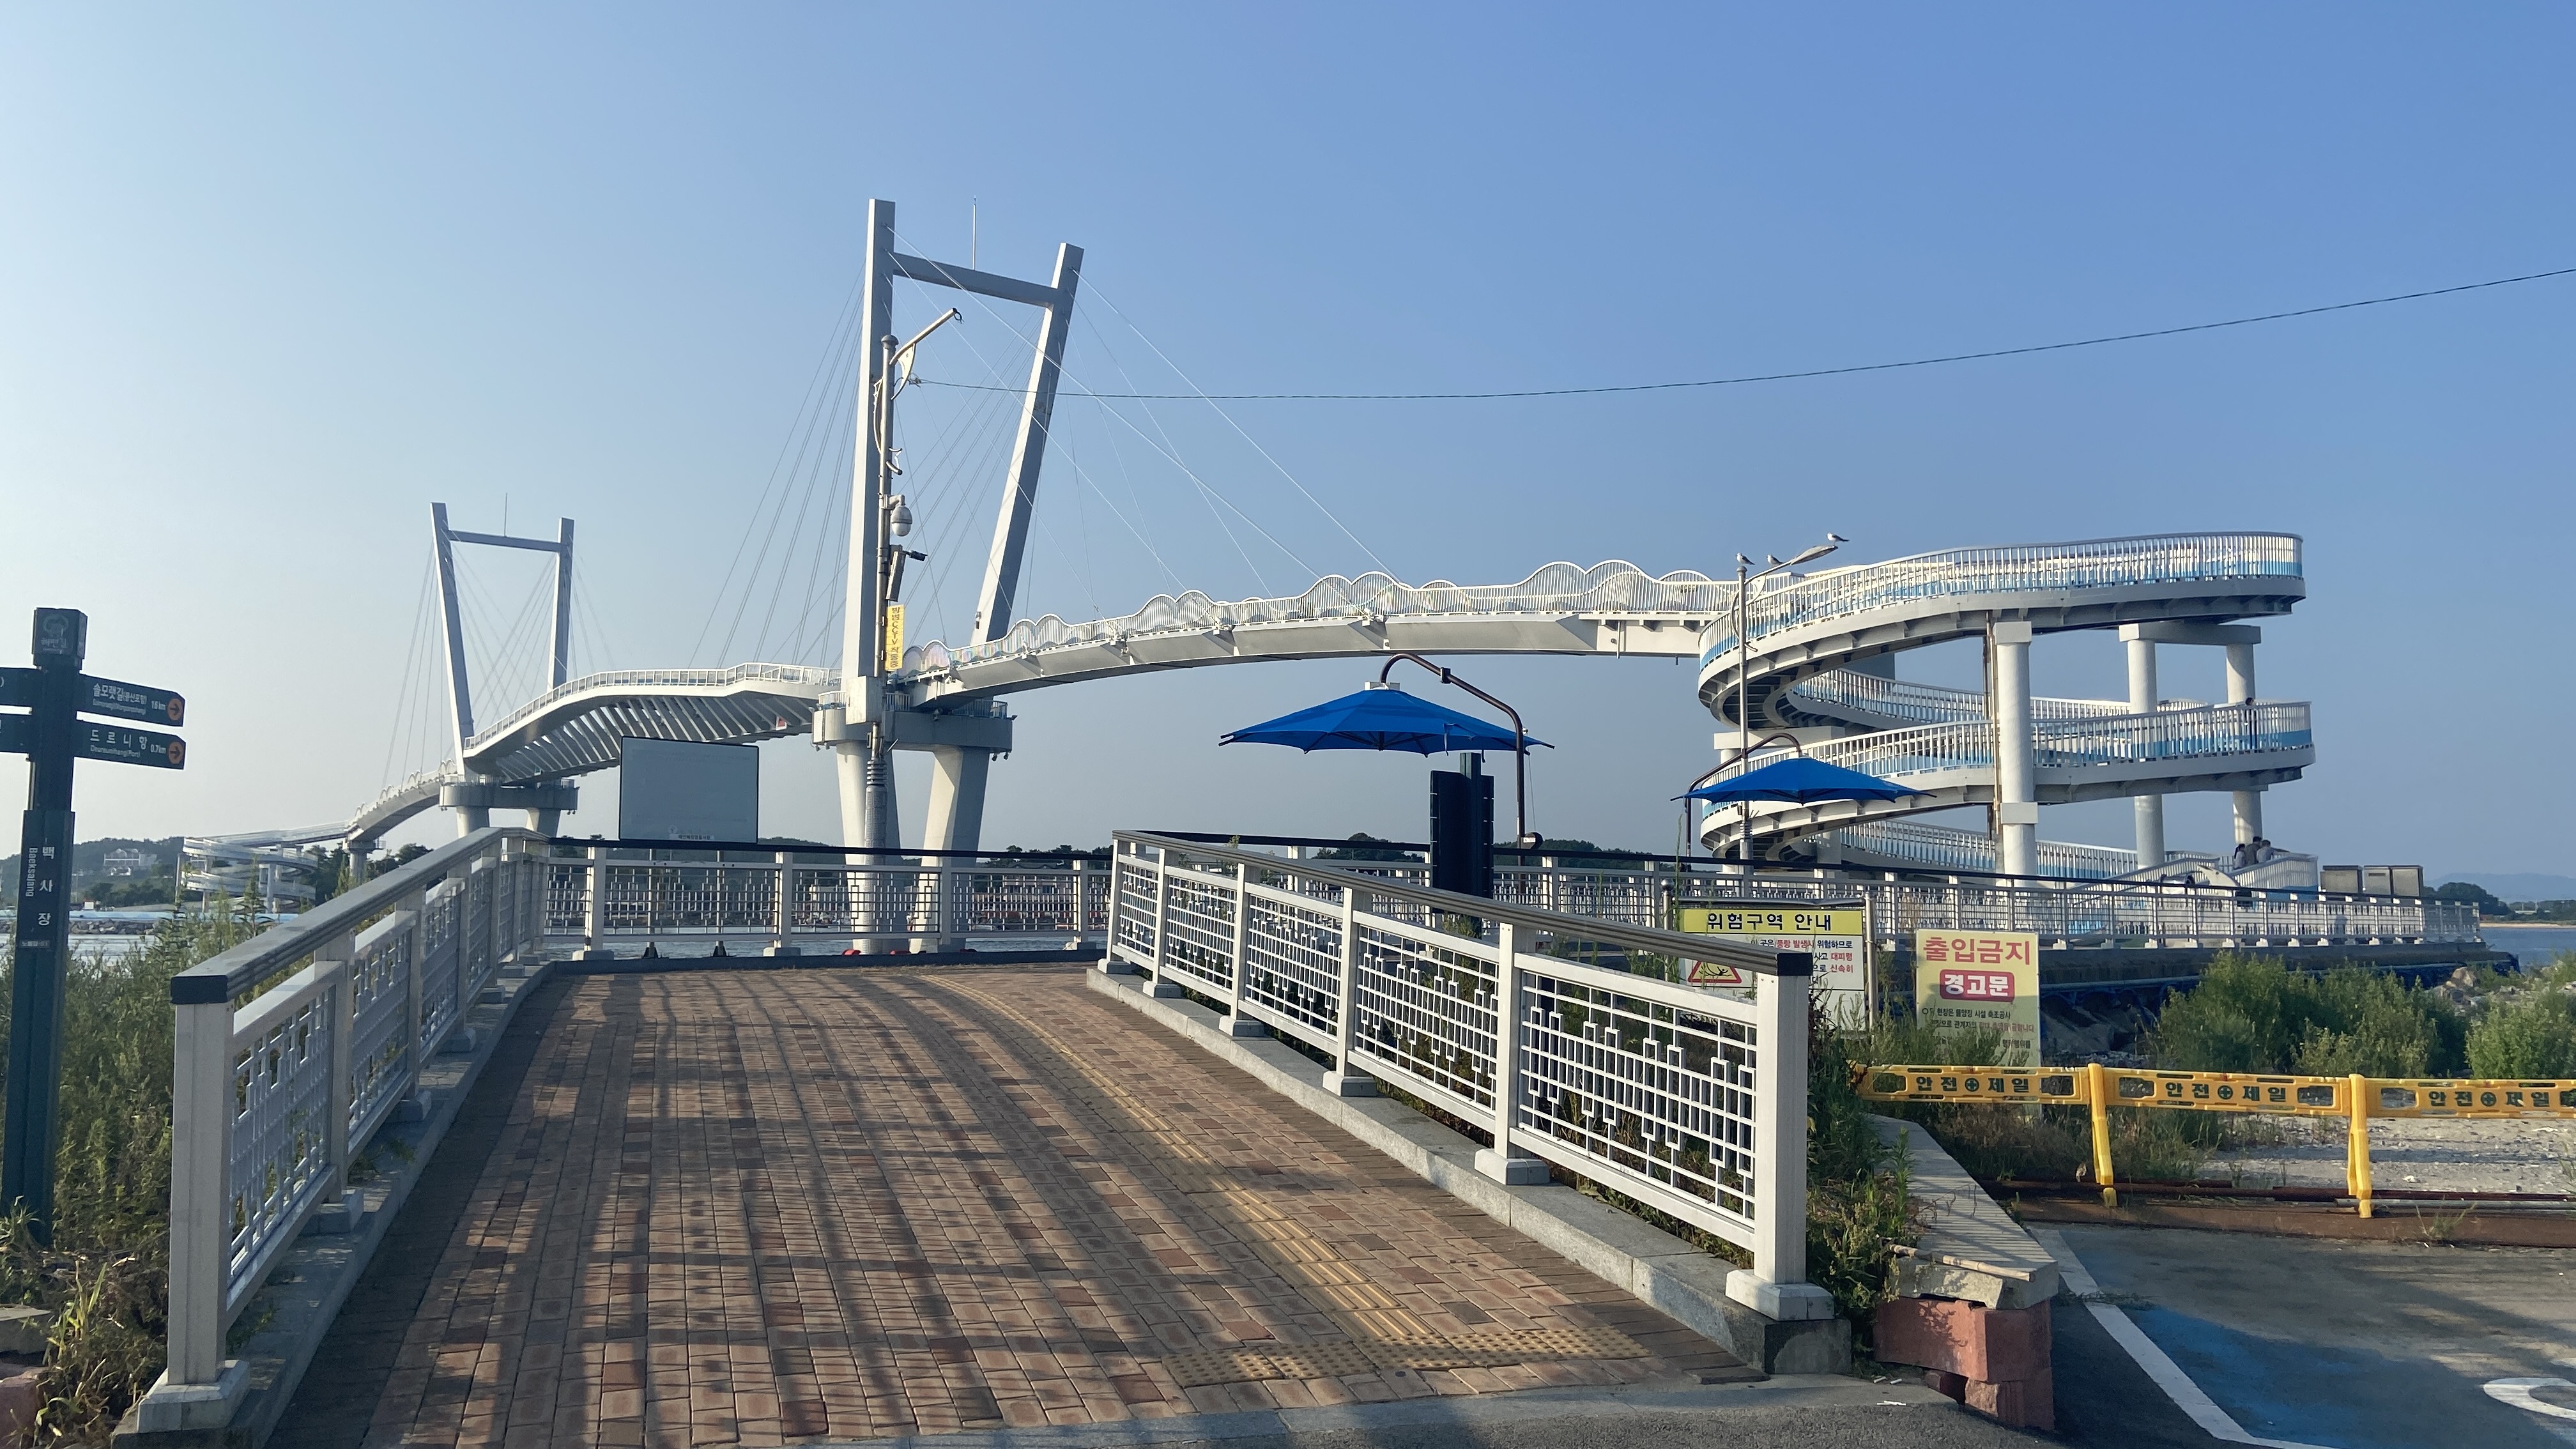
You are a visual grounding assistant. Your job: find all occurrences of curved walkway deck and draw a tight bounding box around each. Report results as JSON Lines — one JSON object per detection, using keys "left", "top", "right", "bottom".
{"left": 273, "top": 965, "right": 1744, "bottom": 1449}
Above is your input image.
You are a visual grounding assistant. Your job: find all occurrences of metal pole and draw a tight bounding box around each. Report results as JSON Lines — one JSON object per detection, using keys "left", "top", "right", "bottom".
{"left": 4, "top": 608, "right": 83, "bottom": 1239}
{"left": 549, "top": 518, "right": 575, "bottom": 689}
{"left": 430, "top": 504, "right": 475, "bottom": 765}
{"left": 836, "top": 199, "right": 898, "bottom": 848}
{"left": 972, "top": 243, "right": 1085, "bottom": 643}
{"left": 1376, "top": 652, "right": 1538, "bottom": 846}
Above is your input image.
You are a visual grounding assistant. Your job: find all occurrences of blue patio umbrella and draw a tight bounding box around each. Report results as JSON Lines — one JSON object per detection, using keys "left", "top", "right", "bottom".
{"left": 1676, "top": 755, "right": 1924, "bottom": 804}
{"left": 1221, "top": 683, "right": 1550, "bottom": 755}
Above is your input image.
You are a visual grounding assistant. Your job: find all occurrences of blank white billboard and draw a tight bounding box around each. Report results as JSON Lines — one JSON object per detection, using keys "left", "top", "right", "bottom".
{"left": 617, "top": 737, "right": 759, "bottom": 843}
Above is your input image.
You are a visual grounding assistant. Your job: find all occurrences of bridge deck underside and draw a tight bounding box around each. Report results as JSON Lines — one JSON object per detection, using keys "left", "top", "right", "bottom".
{"left": 281, "top": 965, "right": 1740, "bottom": 1448}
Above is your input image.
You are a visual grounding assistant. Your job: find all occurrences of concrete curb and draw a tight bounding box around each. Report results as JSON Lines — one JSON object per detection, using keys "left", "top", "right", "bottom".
{"left": 114, "top": 953, "right": 563, "bottom": 1449}
{"left": 1087, "top": 970, "right": 1850, "bottom": 1376}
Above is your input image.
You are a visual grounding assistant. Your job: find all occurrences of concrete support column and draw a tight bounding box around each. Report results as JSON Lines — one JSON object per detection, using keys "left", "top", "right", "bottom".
{"left": 1989, "top": 621, "right": 2037, "bottom": 877}
{"left": 526, "top": 808, "right": 562, "bottom": 835}
{"left": 834, "top": 742, "right": 869, "bottom": 847}
{"left": 454, "top": 806, "right": 490, "bottom": 838}
{"left": 923, "top": 746, "right": 992, "bottom": 852}
{"left": 2225, "top": 640, "right": 2262, "bottom": 845}
{"left": 2122, "top": 631, "right": 2165, "bottom": 868}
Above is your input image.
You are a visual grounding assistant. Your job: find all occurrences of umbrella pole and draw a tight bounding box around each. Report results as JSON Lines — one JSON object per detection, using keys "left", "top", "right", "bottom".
{"left": 1379, "top": 652, "right": 1538, "bottom": 847}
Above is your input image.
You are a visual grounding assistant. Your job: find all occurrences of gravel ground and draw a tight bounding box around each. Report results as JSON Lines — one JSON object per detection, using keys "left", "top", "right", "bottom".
{"left": 2206, "top": 1114, "right": 2576, "bottom": 1196}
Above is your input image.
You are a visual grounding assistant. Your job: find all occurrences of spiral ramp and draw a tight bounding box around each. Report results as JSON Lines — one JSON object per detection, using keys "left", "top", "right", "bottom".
{"left": 1695, "top": 533, "right": 2315, "bottom": 878}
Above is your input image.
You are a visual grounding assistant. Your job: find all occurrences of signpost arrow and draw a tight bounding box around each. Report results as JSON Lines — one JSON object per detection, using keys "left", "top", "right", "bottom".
{"left": 73, "top": 723, "right": 187, "bottom": 770}
{"left": 0, "top": 714, "right": 24, "bottom": 756}
{"left": 0, "top": 669, "right": 30, "bottom": 710}
{"left": 79, "top": 675, "right": 185, "bottom": 726}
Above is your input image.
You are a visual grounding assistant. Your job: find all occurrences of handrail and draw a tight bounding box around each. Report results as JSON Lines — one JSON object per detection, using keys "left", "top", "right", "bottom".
{"left": 1119, "top": 831, "right": 1786, "bottom": 975}
{"left": 463, "top": 662, "right": 834, "bottom": 753}
{"left": 172, "top": 827, "right": 546, "bottom": 1002}
{"left": 544, "top": 835, "right": 1104, "bottom": 862}
{"left": 1736, "top": 701, "right": 2312, "bottom": 783}
{"left": 902, "top": 559, "right": 1735, "bottom": 678}
{"left": 1787, "top": 669, "right": 2176, "bottom": 727}
{"left": 1702, "top": 532, "right": 2303, "bottom": 660}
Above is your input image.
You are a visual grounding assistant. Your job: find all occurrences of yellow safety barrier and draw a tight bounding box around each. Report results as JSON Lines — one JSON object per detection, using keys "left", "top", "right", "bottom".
{"left": 1855, "top": 1063, "right": 2576, "bottom": 1216}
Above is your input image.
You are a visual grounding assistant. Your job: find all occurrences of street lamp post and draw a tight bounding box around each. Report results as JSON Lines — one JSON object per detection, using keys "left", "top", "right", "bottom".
{"left": 1725, "top": 536, "right": 1844, "bottom": 866}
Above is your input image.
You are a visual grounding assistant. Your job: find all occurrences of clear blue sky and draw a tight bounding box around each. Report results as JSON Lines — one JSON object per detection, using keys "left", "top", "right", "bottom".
{"left": 4, "top": 4, "right": 2571, "bottom": 877}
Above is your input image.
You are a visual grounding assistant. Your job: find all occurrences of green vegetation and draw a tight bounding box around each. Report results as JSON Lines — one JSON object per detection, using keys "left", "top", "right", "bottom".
{"left": 0, "top": 896, "right": 269, "bottom": 1441}
{"left": 2149, "top": 952, "right": 2467, "bottom": 1077}
{"left": 2464, "top": 951, "right": 2576, "bottom": 1078}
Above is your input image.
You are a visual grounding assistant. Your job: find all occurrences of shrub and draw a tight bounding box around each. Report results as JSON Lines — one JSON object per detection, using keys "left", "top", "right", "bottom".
{"left": 2466, "top": 990, "right": 2576, "bottom": 1078}
{"left": 0, "top": 894, "right": 266, "bottom": 1442}
{"left": 2150, "top": 953, "right": 2465, "bottom": 1077}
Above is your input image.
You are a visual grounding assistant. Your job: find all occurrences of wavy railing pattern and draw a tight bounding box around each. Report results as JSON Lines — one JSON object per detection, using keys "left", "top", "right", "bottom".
{"left": 1703, "top": 532, "right": 2301, "bottom": 660}
{"left": 898, "top": 560, "right": 1733, "bottom": 678}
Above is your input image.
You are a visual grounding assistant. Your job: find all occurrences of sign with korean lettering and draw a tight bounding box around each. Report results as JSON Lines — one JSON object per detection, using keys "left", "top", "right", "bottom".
{"left": 882, "top": 604, "right": 906, "bottom": 673}
{"left": 1913, "top": 928, "right": 2041, "bottom": 1065}
{"left": 1681, "top": 901, "right": 1870, "bottom": 1018}
{"left": 73, "top": 723, "right": 186, "bottom": 770}
{"left": 79, "top": 675, "right": 185, "bottom": 726}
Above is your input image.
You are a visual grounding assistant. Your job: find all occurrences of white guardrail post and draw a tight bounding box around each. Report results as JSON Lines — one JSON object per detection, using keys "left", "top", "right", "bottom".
{"left": 1322, "top": 882, "right": 1370, "bottom": 1095}
{"left": 771, "top": 851, "right": 796, "bottom": 956}
{"left": 581, "top": 845, "right": 608, "bottom": 960}
{"left": 1220, "top": 862, "right": 1252, "bottom": 1029}
{"left": 1473, "top": 922, "right": 1545, "bottom": 1184}
{"left": 157, "top": 985, "right": 243, "bottom": 1424}
{"left": 1732, "top": 955, "right": 1832, "bottom": 1321}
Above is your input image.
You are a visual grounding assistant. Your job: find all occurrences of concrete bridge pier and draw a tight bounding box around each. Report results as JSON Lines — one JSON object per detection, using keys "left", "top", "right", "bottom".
{"left": 439, "top": 779, "right": 577, "bottom": 841}
{"left": 2123, "top": 627, "right": 2167, "bottom": 867}
{"left": 1989, "top": 620, "right": 2039, "bottom": 877}
{"left": 923, "top": 746, "right": 992, "bottom": 851}
{"left": 2226, "top": 636, "right": 2265, "bottom": 845}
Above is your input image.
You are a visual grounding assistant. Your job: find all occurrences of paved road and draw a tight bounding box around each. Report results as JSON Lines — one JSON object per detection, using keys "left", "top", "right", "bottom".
{"left": 272, "top": 967, "right": 1793, "bottom": 1448}
{"left": 2051, "top": 1223, "right": 2576, "bottom": 1448}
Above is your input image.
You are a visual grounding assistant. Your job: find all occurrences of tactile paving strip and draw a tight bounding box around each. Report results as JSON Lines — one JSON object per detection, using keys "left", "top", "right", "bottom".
{"left": 1160, "top": 1324, "right": 1648, "bottom": 1387}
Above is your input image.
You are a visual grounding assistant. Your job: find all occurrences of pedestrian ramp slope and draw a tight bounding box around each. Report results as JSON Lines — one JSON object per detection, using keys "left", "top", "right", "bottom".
{"left": 1698, "top": 532, "right": 2313, "bottom": 872}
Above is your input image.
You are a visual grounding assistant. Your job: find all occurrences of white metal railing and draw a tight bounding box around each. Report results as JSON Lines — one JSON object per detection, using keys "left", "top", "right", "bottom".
{"left": 542, "top": 847, "right": 1111, "bottom": 951}
{"left": 1740, "top": 701, "right": 2313, "bottom": 785}
{"left": 1817, "top": 819, "right": 2322, "bottom": 887}
{"left": 1786, "top": 670, "right": 2166, "bottom": 728}
{"left": 1476, "top": 859, "right": 2476, "bottom": 947}
{"left": 463, "top": 662, "right": 835, "bottom": 755}
{"left": 153, "top": 828, "right": 549, "bottom": 1428}
{"left": 900, "top": 560, "right": 1733, "bottom": 679}
{"left": 1822, "top": 820, "right": 2145, "bottom": 879}
{"left": 1106, "top": 832, "right": 1828, "bottom": 1318}
{"left": 1703, "top": 532, "right": 2303, "bottom": 660}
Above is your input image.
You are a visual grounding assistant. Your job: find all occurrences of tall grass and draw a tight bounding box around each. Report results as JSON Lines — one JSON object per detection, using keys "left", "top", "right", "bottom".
{"left": 2150, "top": 952, "right": 2466, "bottom": 1077}
{"left": 0, "top": 896, "right": 266, "bottom": 1441}
{"left": 2465, "top": 951, "right": 2576, "bottom": 1078}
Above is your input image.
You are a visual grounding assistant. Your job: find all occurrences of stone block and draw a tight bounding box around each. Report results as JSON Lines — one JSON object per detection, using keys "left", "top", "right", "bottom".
{"left": 0, "top": 1307, "right": 49, "bottom": 1357}
{"left": 1876, "top": 1296, "right": 2051, "bottom": 1383}
{"left": 1965, "top": 1372, "right": 2054, "bottom": 1432}
{"left": 0, "top": 1368, "right": 40, "bottom": 1446}
{"left": 1222, "top": 1015, "right": 1268, "bottom": 1038}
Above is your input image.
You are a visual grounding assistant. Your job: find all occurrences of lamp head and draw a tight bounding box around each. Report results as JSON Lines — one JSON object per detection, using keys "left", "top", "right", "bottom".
{"left": 1788, "top": 539, "right": 1841, "bottom": 566}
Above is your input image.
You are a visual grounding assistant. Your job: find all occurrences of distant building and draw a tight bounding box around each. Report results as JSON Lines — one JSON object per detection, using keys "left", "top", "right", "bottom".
{"left": 104, "top": 848, "right": 159, "bottom": 877}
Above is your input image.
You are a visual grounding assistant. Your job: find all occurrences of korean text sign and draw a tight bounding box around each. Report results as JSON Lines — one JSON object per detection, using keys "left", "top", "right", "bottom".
{"left": 1912, "top": 928, "right": 2041, "bottom": 1066}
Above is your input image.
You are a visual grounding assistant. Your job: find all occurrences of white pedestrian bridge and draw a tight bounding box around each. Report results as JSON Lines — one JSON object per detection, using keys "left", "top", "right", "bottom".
{"left": 326, "top": 532, "right": 2309, "bottom": 886}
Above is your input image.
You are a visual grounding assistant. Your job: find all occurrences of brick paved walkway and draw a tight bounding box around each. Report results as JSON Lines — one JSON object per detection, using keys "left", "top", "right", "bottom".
{"left": 293, "top": 965, "right": 1745, "bottom": 1448}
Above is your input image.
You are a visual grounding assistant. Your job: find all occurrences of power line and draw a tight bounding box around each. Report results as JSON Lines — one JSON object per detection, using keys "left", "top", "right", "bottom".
{"left": 914, "top": 264, "right": 2576, "bottom": 402}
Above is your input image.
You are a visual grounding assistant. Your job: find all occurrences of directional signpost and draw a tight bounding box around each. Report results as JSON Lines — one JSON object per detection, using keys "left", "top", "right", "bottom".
{"left": 1, "top": 608, "right": 186, "bottom": 1241}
